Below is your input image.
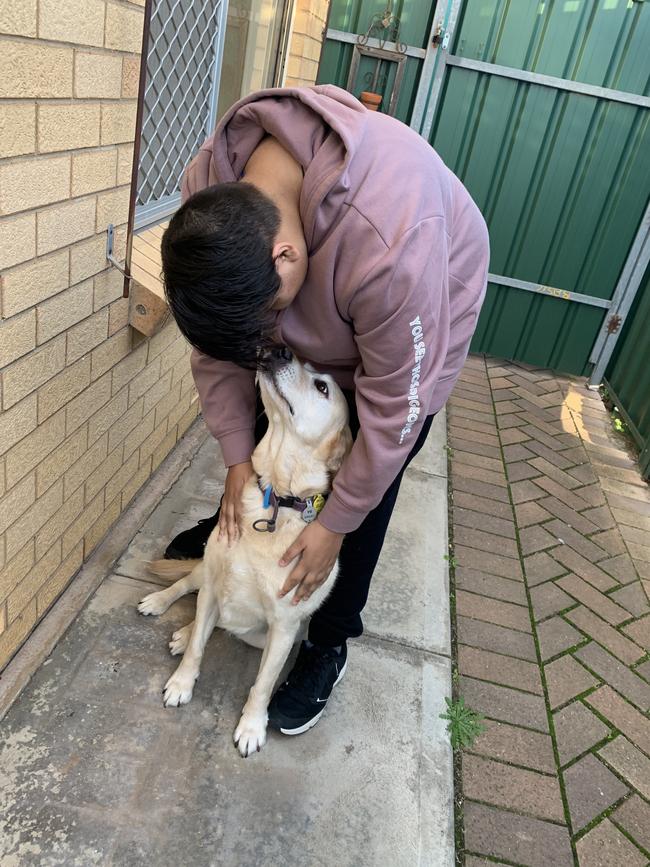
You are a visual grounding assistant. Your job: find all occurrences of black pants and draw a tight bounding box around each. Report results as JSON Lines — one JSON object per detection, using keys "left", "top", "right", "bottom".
{"left": 253, "top": 390, "right": 435, "bottom": 647}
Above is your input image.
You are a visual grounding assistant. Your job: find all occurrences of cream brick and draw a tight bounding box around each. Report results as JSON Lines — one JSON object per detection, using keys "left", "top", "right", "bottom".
{"left": 96, "top": 185, "right": 130, "bottom": 232}
{"left": 100, "top": 102, "right": 137, "bottom": 145}
{"left": 112, "top": 223, "right": 128, "bottom": 260}
{"left": 63, "top": 432, "right": 107, "bottom": 497}
{"left": 0, "top": 395, "right": 37, "bottom": 457}
{"left": 165, "top": 390, "right": 192, "bottom": 432}
{"left": 34, "top": 486, "right": 83, "bottom": 560}
{"left": 37, "top": 356, "right": 91, "bottom": 422}
{"left": 74, "top": 51, "right": 122, "bottom": 99}
{"left": 0, "top": 543, "right": 34, "bottom": 603}
{"left": 93, "top": 268, "right": 124, "bottom": 310}
{"left": 108, "top": 297, "right": 129, "bottom": 336}
{"left": 110, "top": 342, "right": 146, "bottom": 394}
{"left": 0, "top": 40, "right": 72, "bottom": 98}
{"left": 70, "top": 235, "right": 109, "bottom": 285}
{"left": 37, "top": 196, "right": 96, "bottom": 256}
{"left": 0, "top": 473, "right": 36, "bottom": 535}
{"left": 88, "top": 388, "right": 127, "bottom": 444}
{"left": 36, "top": 425, "right": 87, "bottom": 496}
{"left": 128, "top": 357, "right": 161, "bottom": 406}
{"left": 0, "top": 0, "right": 37, "bottom": 36}
{"left": 105, "top": 2, "right": 144, "bottom": 52}
{"left": 0, "top": 597, "right": 37, "bottom": 670}
{"left": 85, "top": 444, "right": 122, "bottom": 502}
{"left": 39, "top": 0, "right": 105, "bottom": 47}
{"left": 84, "top": 493, "right": 120, "bottom": 555}
{"left": 116, "top": 144, "right": 134, "bottom": 185}
{"left": 36, "top": 542, "right": 82, "bottom": 617}
{"left": 121, "top": 456, "right": 151, "bottom": 508}
{"left": 67, "top": 309, "right": 109, "bottom": 364}
{"left": 5, "top": 478, "right": 63, "bottom": 560}
{"left": 36, "top": 279, "right": 94, "bottom": 344}
{"left": 7, "top": 542, "right": 61, "bottom": 623}
{"left": 71, "top": 148, "right": 118, "bottom": 197}
{"left": 147, "top": 320, "right": 177, "bottom": 361}
{"left": 159, "top": 336, "right": 188, "bottom": 376}
{"left": 107, "top": 394, "right": 142, "bottom": 451}
{"left": 90, "top": 327, "right": 132, "bottom": 380}
{"left": 121, "top": 56, "right": 140, "bottom": 99}
{"left": 0, "top": 212, "right": 35, "bottom": 270}
{"left": 2, "top": 336, "right": 65, "bottom": 409}
{"left": 5, "top": 410, "right": 66, "bottom": 487}
{"left": 151, "top": 426, "right": 177, "bottom": 471}
{"left": 0, "top": 309, "right": 36, "bottom": 368}
{"left": 104, "top": 450, "right": 137, "bottom": 504}
{"left": 177, "top": 398, "right": 199, "bottom": 437}
{"left": 1, "top": 249, "right": 69, "bottom": 317}
{"left": 0, "top": 460, "right": 4, "bottom": 498}
{"left": 0, "top": 103, "right": 35, "bottom": 159}
{"left": 65, "top": 371, "right": 111, "bottom": 433}
{"left": 123, "top": 408, "right": 154, "bottom": 460}
{"left": 37, "top": 103, "right": 100, "bottom": 154}
{"left": 61, "top": 490, "right": 103, "bottom": 557}
{"left": 0, "top": 154, "right": 70, "bottom": 215}
{"left": 143, "top": 370, "right": 172, "bottom": 415}
{"left": 139, "top": 420, "right": 168, "bottom": 464}
{"left": 153, "top": 381, "right": 181, "bottom": 429}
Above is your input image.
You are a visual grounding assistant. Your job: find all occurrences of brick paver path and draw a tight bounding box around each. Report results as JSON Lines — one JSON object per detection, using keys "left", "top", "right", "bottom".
{"left": 448, "top": 355, "right": 650, "bottom": 867}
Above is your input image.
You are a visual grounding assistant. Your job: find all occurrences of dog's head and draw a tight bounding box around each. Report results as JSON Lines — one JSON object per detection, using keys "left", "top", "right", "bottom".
{"left": 255, "top": 350, "right": 352, "bottom": 496}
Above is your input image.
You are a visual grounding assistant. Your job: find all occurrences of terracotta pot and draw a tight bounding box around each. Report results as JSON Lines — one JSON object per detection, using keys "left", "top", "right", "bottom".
{"left": 359, "top": 91, "right": 382, "bottom": 111}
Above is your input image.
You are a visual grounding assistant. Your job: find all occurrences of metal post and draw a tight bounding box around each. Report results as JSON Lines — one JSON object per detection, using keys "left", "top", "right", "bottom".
{"left": 588, "top": 199, "right": 650, "bottom": 386}
{"left": 417, "top": 0, "right": 463, "bottom": 142}
{"left": 409, "top": 0, "right": 450, "bottom": 134}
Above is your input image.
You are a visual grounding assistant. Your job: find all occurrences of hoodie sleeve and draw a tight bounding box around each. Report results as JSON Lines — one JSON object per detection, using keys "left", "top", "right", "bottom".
{"left": 190, "top": 349, "right": 257, "bottom": 467}
{"left": 318, "top": 217, "right": 450, "bottom": 534}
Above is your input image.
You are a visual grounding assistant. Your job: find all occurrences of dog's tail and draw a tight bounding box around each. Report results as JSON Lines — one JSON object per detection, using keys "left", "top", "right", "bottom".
{"left": 146, "top": 558, "right": 200, "bottom": 581}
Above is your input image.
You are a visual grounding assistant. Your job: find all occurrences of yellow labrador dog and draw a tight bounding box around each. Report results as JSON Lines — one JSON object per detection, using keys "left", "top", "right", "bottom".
{"left": 137, "top": 355, "right": 352, "bottom": 756}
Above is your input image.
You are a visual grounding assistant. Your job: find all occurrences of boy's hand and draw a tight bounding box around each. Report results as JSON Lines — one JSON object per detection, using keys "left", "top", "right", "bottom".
{"left": 219, "top": 460, "right": 254, "bottom": 545}
{"left": 278, "top": 522, "right": 344, "bottom": 604}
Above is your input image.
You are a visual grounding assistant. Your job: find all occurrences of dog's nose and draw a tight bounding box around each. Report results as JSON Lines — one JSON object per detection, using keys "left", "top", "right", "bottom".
{"left": 271, "top": 346, "right": 293, "bottom": 363}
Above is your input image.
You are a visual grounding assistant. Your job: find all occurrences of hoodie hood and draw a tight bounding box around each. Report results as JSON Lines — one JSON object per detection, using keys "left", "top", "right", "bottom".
{"left": 181, "top": 84, "right": 368, "bottom": 250}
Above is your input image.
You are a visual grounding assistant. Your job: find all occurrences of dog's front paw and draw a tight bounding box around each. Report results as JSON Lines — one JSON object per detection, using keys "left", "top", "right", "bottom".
{"left": 163, "top": 669, "right": 196, "bottom": 707}
{"left": 169, "top": 624, "right": 192, "bottom": 656}
{"left": 138, "top": 591, "right": 169, "bottom": 616}
{"left": 234, "top": 713, "right": 268, "bottom": 757}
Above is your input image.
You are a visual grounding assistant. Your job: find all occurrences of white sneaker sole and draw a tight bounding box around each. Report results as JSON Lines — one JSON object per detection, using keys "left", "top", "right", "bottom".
{"left": 278, "top": 658, "right": 348, "bottom": 736}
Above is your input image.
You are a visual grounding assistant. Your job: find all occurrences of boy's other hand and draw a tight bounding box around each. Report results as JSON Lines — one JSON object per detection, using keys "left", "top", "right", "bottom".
{"left": 219, "top": 460, "right": 254, "bottom": 545}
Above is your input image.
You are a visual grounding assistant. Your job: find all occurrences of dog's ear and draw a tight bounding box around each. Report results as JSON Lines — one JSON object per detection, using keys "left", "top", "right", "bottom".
{"left": 320, "top": 426, "right": 353, "bottom": 475}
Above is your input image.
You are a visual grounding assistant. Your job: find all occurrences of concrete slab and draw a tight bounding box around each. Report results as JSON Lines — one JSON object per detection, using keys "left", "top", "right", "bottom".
{"left": 1, "top": 575, "right": 453, "bottom": 867}
{"left": 411, "top": 408, "right": 448, "bottom": 480}
{"left": 1, "top": 416, "right": 453, "bottom": 866}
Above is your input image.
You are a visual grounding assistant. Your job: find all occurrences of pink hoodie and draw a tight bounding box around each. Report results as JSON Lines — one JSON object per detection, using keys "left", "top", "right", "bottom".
{"left": 183, "top": 85, "right": 489, "bottom": 534}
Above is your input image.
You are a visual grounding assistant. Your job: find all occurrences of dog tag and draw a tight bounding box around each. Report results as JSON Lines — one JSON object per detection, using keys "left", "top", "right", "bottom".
{"left": 302, "top": 499, "right": 317, "bottom": 523}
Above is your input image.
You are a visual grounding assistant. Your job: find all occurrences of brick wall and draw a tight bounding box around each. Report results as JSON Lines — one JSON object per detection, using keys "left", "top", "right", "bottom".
{"left": 0, "top": 1, "right": 198, "bottom": 671}
{"left": 285, "top": 0, "right": 329, "bottom": 87}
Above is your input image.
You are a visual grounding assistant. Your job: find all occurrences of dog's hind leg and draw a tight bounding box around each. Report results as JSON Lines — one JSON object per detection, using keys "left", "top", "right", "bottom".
{"left": 234, "top": 621, "right": 299, "bottom": 757}
{"left": 163, "top": 580, "right": 219, "bottom": 707}
{"left": 138, "top": 561, "right": 204, "bottom": 617}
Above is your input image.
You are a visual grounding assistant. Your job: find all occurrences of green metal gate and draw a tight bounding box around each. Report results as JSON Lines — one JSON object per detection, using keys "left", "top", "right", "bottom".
{"left": 317, "top": 0, "right": 650, "bottom": 376}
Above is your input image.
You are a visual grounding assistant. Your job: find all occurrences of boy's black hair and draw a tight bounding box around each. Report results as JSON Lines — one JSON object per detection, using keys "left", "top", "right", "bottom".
{"left": 161, "top": 182, "right": 282, "bottom": 369}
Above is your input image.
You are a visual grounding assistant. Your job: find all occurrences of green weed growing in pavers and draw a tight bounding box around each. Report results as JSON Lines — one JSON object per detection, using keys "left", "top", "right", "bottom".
{"left": 444, "top": 444, "right": 454, "bottom": 456}
{"left": 443, "top": 553, "right": 458, "bottom": 568}
{"left": 440, "top": 697, "right": 486, "bottom": 750}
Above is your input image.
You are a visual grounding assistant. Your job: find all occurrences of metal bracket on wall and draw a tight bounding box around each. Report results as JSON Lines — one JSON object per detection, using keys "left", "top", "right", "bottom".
{"left": 106, "top": 224, "right": 129, "bottom": 279}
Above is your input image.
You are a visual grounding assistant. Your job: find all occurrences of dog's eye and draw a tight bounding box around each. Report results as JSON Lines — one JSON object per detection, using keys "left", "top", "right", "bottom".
{"left": 314, "top": 379, "right": 329, "bottom": 397}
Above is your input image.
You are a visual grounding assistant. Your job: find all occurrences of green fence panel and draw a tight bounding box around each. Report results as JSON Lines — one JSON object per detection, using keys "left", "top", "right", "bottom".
{"left": 605, "top": 264, "right": 650, "bottom": 478}
{"left": 430, "top": 0, "right": 650, "bottom": 375}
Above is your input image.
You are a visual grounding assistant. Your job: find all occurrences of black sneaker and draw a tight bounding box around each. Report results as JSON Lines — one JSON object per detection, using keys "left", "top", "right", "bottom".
{"left": 267, "top": 641, "right": 347, "bottom": 735}
{"left": 164, "top": 510, "right": 219, "bottom": 559}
